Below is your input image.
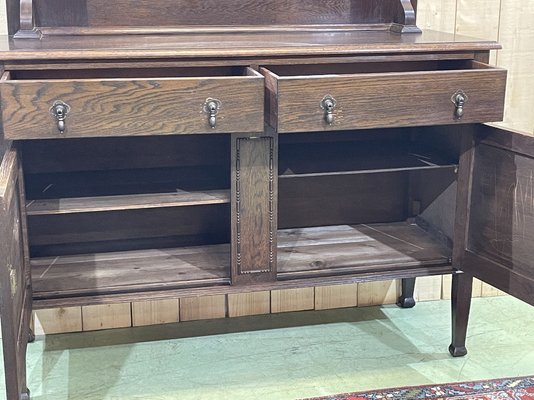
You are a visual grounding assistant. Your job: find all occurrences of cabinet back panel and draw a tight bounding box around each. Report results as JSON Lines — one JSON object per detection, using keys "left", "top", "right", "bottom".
{"left": 34, "top": 0, "right": 399, "bottom": 28}
{"left": 279, "top": 173, "right": 408, "bottom": 229}
{"left": 28, "top": 205, "right": 230, "bottom": 257}
{"left": 22, "top": 135, "right": 230, "bottom": 174}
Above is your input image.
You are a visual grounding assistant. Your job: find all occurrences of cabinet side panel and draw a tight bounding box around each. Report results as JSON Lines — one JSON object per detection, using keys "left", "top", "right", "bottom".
{"left": 231, "top": 134, "right": 277, "bottom": 284}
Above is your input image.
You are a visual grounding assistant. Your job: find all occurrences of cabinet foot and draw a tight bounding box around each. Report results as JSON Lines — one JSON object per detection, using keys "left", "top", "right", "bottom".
{"left": 450, "top": 273, "right": 473, "bottom": 358}
{"left": 396, "top": 277, "right": 416, "bottom": 308}
{"left": 21, "top": 388, "right": 30, "bottom": 400}
{"left": 448, "top": 344, "right": 468, "bottom": 357}
{"left": 28, "top": 329, "right": 35, "bottom": 343}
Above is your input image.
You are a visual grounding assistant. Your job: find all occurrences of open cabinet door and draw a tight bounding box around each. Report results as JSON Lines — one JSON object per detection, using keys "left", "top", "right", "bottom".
{"left": 0, "top": 144, "right": 32, "bottom": 400}
{"left": 460, "top": 125, "right": 534, "bottom": 306}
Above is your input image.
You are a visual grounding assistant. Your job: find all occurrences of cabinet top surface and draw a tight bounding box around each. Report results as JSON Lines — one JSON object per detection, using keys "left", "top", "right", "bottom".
{"left": 0, "top": 30, "right": 500, "bottom": 61}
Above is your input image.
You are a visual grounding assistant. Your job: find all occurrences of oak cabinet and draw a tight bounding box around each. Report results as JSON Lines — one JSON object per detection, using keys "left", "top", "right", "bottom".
{"left": 1, "top": 1, "right": 533, "bottom": 399}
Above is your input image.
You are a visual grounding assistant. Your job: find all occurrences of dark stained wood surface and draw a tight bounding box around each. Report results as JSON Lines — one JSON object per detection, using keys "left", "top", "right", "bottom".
{"left": 1, "top": 68, "right": 264, "bottom": 139}
{"left": 26, "top": 189, "right": 231, "bottom": 215}
{"left": 231, "top": 134, "right": 277, "bottom": 284}
{"left": 0, "top": 145, "right": 31, "bottom": 400}
{"left": 21, "top": 134, "right": 230, "bottom": 174}
{"left": 278, "top": 137, "right": 458, "bottom": 177}
{"left": 67, "top": 0, "right": 393, "bottom": 27}
{"left": 0, "top": 30, "right": 500, "bottom": 60}
{"left": 279, "top": 173, "right": 409, "bottom": 229}
{"left": 28, "top": 204, "right": 230, "bottom": 248}
{"left": 263, "top": 61, "right": 506, "bottom": 132}
{"left": 461, "top": 126, "right": 534, "bottom": 306}
{"left": 24, "top": 166, "right": 230, "bottom": 199}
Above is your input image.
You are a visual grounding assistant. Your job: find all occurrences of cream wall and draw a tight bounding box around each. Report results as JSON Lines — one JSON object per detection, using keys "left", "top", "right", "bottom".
{"left": 0, "top": 3, "right": 531, "bottom": 334}
{"left": 418, "top": 0, "right": 534, "bottom": 135}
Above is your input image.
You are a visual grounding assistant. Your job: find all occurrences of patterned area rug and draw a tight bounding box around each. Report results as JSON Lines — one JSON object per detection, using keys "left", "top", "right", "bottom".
{"left": 304, "top": 376, "right": 534, "bottom": 400}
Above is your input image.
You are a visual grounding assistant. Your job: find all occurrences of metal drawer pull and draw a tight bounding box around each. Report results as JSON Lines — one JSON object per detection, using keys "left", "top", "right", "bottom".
{"left": 452, "top": 90, "right": 468, "bottom": 119}
{"left": 204, "top": 98, "right": 221, "bottom": 128}
{"left": 321, "top": 95, "right": 336, "bottom": 125}
{"left": 50, "top": 101, "right": 70, "bottom": 134}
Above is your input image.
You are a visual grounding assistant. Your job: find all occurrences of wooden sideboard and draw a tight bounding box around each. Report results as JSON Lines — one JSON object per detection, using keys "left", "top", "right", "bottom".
{"left": 1, "top": 1, "right": 534, "bottom": 399}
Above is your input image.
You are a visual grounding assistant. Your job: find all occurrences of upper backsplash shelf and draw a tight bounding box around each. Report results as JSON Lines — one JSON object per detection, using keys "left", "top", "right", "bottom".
{"left": 9, "top": 0, "right": 420, "bottom": 39}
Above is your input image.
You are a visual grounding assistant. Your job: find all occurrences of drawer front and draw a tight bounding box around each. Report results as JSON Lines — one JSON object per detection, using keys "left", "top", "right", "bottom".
{"left": 1, "top": 72, "right": 264, "bottom": 139}
{"left": 263, "top": 63, "right": 506, "bottom": 133}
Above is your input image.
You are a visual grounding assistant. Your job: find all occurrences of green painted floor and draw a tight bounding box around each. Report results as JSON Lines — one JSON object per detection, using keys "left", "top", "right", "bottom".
{"left": 2, "top": 296, "right": 534, "bottom": 400}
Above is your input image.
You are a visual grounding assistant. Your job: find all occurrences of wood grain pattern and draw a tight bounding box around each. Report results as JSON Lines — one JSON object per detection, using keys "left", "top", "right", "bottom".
{"left": 31, "top": 244, "right": 231, "bottom": 299}
{"left": 357, "top": 280, "right": 398, "bottom": 306}
{"left": 21, "top": 134, "right": 230, "bottom": 174}
{"left": 271, "top": 288, "right": 314, "bottom": 313}
{"left": 228, "top": 292, "right": 270, "bottom": 317}
{"left": 468, "top": 144, "right": 534, "bottom": 279}
{"left": 0, "top": 30, "right": 501, "bottom": 61}
{"left": 263, "top": 61, "right": 506, "bottom": 133}
{"left": 81, "top": 0, "right": 392, "bottom": 27}
{"left": 315, "top": 284, "right": 358, "bottom": 310}
{"left": 26, "top": 189, "right": 231, "bottom": 215}
{"left": 180, "top": 295, "right": 226, "bottom": 321}
{"left": 131, "top": 299, "right": 180, "bottom": 326}
{"left": 33, "top": 265, "right": 455, "bottom": 310}
{"left": 460, "top": 127, "right": 534, "bottom": 305}
{"left": 28, "top": 204, "right": 230, "bottom": 250}
{"left": 1, "top": 68, "right": 264, "bottom": 139}
{"left": 81, "top": 303, "right": 132, "bottom": 331}
{"left": 34, "top": 307, "right": 83, "bottom": 334}
{"left": 277, "top": 223, "right": 451, "bottom": 279}
{"left": 0, "top": 144, "right": 31, "bottom": 400}
{"left": 231, "top": 134, "right": 277, "bottom": 284}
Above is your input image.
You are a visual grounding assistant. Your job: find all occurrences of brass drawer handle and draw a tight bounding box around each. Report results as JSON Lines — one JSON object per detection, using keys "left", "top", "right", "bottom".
{"left": 49, "top": 101, "right": 70, "bottom": 133}
{"left": 452, "top": 90, "right": 468, "bottom": 119}
{"left": 320, "top": 95, "right": 336, "bottom": 125}
{"left": 204, "top": 98, "right": 221, "bottom": 128}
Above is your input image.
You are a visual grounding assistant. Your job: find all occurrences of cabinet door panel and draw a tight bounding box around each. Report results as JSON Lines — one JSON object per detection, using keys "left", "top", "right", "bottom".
{"left": 462, "top": 125, "right": 534, "bottom": 305}
{"left": 0, "top": 144, "right": 31, "bottom": 400}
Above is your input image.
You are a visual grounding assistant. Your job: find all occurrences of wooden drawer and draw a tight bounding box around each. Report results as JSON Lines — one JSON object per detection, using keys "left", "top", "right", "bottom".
{"left": 0, "top": 67, "right": 264, "bottom": 139}
{"left": 261, "top": 60, "right": 507, "bottom": 133}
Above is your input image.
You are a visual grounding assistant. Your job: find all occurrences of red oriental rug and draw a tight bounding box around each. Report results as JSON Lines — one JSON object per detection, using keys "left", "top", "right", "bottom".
{"left": 303, "top": 376, "right": 534, "bottom": 400}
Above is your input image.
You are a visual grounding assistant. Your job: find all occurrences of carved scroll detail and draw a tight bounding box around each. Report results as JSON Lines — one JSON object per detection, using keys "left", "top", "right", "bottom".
{"left": 391, "top": 0, "right": 421, "bottom": 34}
{"left": 14, "top": 0, "right": 42, "bottom": 39}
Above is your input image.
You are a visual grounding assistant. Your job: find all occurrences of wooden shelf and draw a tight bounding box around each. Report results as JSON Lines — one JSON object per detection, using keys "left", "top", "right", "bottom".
{"left": 277, "top": 222, "right": 451, "bottom": 279}
{"left": 31, "top": 221, "right": 450, "bottom": 303}
{"left": 279, "top": 141, "right": 458, "bottom": 178}
{"left": 26, "top": 189, "right": 231, "bottom": 216}
{"left": 31, "top": 244, "right": 231, "bottom": 299}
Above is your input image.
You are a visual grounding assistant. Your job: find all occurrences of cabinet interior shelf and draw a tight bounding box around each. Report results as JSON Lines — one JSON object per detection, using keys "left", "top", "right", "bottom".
{"left": 31, "top": 221, "right": 451, "bottom": 303}
{"left": 26, "top": 189, "right": 231, "bottom": 216}
{"left": 279, "top": 140, "right": 458, "bottom": 178}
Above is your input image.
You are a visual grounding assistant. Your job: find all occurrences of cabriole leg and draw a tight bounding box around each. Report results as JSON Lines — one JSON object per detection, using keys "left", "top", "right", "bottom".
{"left": 449, "top": 272, "right": 473, "bottom": 357}
{"left": 396, "top": 277, "right": 416, "bottom": 308}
